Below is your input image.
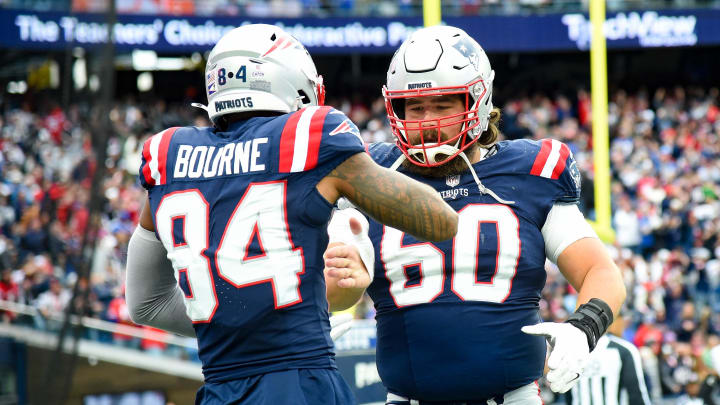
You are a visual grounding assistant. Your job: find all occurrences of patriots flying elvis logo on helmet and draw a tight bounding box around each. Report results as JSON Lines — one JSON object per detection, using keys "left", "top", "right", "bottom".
{"left": 452, "top": 37, "right": 481, "bottom": 71}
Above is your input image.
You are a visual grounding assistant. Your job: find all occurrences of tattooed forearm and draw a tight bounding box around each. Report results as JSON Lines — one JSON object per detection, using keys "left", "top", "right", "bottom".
{"left": 329, "top": 153, "right": 458, "bottom": 242}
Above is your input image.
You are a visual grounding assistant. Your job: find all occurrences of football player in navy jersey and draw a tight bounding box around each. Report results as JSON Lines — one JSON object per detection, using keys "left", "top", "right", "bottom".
{"left": 124, "top": 24, "right": 458, "bottom": 405}
{"left": 324, "top": 25, "right": 627, "bottom": 404}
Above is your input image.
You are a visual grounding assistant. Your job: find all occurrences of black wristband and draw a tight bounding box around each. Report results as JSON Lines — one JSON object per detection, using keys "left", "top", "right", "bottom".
{"left": 565, "top": 298, "right": 613, "bottom": 351}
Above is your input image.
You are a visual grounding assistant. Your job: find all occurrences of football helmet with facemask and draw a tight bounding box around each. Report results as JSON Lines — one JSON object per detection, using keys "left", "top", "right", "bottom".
{"left": 195, "top": 24, "right": 325, "bottom": 125}
{"left": 383, "top": 25, "right": 495, "bottom": 167}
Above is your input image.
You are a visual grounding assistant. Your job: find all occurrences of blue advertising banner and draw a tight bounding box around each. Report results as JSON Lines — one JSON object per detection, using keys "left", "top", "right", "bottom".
{"left": 336, "top": 351, "right": 386, "bottom": 405}
{"left": 0, "top": 8, "right": 717, "bottom": 54}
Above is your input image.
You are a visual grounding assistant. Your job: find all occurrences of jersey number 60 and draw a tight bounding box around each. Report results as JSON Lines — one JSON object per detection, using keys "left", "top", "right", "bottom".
{"left": 382, "top": 204, "right": 520, "bottom": 306}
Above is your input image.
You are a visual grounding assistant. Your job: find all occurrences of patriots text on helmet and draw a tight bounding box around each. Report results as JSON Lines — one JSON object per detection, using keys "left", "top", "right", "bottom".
{"left": 407, "top": 82, "right": 433, "bottom": 89}
{"left": 173, "top": 138, "right": 267, "bottom": 179}
{"left": 214, "top": 97, "right": 254, "bottom": 112}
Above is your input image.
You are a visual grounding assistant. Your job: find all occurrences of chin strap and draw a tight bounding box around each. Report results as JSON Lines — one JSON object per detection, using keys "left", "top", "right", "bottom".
{"left": 389, "top": 148, "right": 514, "bottom": 205}
{"left": 389, "top": 153, "right": 406, "bottom": 171}
{"left": 457, "top": 150, "right": 515, "bottom": 205}
{"left": 407, "top": 143, "right": 459, "bottom": 166}
{"left": 191, "top": 102, "right": 209, "bottom": 112}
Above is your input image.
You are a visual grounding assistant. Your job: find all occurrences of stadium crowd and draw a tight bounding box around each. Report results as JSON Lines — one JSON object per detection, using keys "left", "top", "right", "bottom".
{"left": 3, "top": 0, "right": 719, "bottom": 17}
{"left": 1, "top": 84, "right": 720, "bottom": 402}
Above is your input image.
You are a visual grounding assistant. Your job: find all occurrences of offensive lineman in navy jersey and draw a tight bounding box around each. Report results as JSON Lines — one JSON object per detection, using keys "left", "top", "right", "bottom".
{"left": 324, "top": 26, "right": 627, "bottom": 404}
{"left": 124, "top": 24, "right": 458, "bottom": 405}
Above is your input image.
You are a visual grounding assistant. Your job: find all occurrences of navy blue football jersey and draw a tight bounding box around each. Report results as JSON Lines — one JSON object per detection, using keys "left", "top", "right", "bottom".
{"left": 138, "top": 106, "right": 364, "bottom": 383}
{"left": 365, "top": 138, "right": 581, "bottom": 401}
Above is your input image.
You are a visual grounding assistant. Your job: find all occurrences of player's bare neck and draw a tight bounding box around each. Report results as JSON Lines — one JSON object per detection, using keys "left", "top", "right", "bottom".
{"left": 467, "top": 145, "right": 483, "bottom": 164}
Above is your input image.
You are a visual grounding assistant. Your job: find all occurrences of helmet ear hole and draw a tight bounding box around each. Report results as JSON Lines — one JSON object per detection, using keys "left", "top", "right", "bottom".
{"left": 391, "top": 99, "right": 406, "bottom": 119}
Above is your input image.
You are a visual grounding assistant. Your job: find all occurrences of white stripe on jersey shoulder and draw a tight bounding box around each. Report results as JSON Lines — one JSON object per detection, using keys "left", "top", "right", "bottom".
{"left": 290, "top": 106, "right": 321, "bottom": 173}
{"left": 148, "top": 129, "right": 169, "bottom": 185}
{"left": 539, "top": 139, "right": 563, "bottom": 178}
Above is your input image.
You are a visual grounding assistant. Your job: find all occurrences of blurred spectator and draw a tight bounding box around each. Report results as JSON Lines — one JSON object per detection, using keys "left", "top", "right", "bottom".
{"left": 0, "top": 268, "right": 18, "bottom": 322}
{"left": 106, "top": 286, "right": 138, "bottom": 348}
{"left": 614, "top": 194, "right": 642, "bottom": 253}
{"left": 3, "top": 0, "right": 713, "bottom": 17}
{"left": 140, "top": 326, "right": 169, "bottom": 356}
{"left": 34, "top": 277, "right": 71, "bottom": 331}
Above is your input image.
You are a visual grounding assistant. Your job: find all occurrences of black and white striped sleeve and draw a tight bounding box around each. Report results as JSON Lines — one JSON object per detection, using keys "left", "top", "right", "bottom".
{"left": 610, "top": 335, "right": 652, "bottom": 405}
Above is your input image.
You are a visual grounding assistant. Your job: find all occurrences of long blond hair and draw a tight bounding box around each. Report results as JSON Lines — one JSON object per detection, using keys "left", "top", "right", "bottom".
{"left": 477, "top": 107, "right": 501, "bottom": 148}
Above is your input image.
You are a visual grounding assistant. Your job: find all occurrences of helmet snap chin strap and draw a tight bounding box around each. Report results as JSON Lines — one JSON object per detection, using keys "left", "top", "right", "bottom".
{"left": 405, "top": 130, "right": 466, "bottom": 165}
{"left": 407, "top": 143, "right": 459, "bottom": 165}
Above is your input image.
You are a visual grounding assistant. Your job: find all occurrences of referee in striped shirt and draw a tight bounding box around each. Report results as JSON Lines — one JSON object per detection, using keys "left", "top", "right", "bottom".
{"left": 566, "top": 313, "right": 651, "bottom": 405}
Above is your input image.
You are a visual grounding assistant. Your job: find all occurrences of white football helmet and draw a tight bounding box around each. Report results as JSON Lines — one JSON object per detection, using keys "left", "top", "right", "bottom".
{"left": 383, "top": 25, "right": 495, "bottom": 167}
{"left": 199, "top": 24, "right": 325, "bottom": 125}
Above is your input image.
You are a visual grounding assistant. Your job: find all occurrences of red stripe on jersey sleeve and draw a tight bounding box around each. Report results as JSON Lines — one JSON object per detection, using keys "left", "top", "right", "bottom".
{"left": 278, "top": 109, "right": 304, "bottom": 173}
{"left": 141, "top": 137, "right": 155, "bottom": 186}
{"left": 303, "top": 107, "right": 332, "bottom": 171}
{"left": 157, "top": 127, "right": 179, "bottom": 185}
{"left": 530, "top": 139, "right": 552, "bottom": 176}
{"left": 550, "top": 143, "right": 570, "bottom": 180}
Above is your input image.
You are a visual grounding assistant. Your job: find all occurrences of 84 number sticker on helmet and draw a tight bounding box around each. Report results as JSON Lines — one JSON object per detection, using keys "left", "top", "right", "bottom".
{"left": 218, "top": 66, "right": 247, "bottom": 86}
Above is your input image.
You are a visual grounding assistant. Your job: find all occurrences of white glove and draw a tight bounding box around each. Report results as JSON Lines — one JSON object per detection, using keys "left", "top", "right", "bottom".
{"left": 522, "top": 322, "right": 590, "bottom": 393}
{"left": 329, "top": 313, "right": 354, "bottom": 341}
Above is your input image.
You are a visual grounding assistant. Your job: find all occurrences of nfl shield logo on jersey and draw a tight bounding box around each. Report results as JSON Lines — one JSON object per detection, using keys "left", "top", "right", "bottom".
{"left": 446, "top": 175, "right": 460, "bottom": 188}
